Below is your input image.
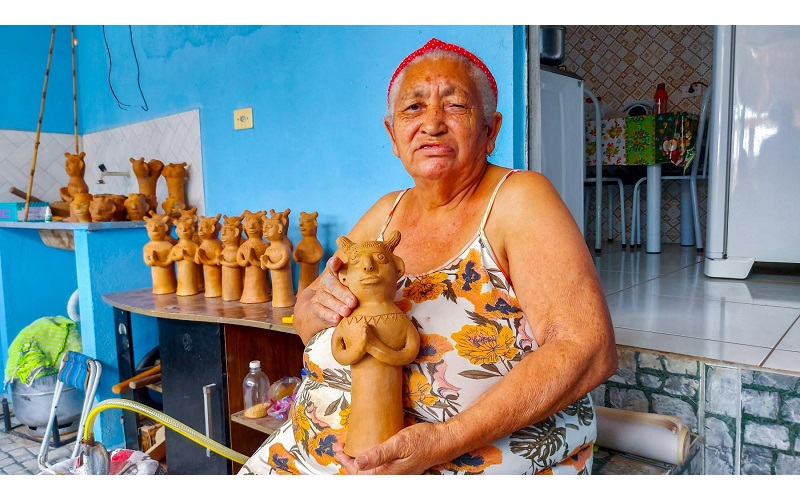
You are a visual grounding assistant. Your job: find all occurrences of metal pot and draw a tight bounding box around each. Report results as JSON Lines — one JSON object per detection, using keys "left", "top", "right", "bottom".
{"left": 539, "top": 26, "right": 566, "bottom": 66}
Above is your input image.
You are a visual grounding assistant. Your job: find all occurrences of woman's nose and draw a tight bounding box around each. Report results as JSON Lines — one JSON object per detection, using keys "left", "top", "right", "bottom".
{"left": 421, "top": 104, "right": 446, "bottom": 135}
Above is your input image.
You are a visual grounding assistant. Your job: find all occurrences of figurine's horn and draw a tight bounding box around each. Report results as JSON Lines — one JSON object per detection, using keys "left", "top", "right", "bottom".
{"left": 337, "top": 236, "right": 354, "bottom": 252}
{"left": 384, "top": 230, "right": 401, "bottom": 252}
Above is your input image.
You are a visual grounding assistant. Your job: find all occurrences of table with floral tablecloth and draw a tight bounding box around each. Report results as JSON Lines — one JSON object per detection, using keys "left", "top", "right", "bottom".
{"left": 584, "top": 111, "right": 699, "bottom": 253}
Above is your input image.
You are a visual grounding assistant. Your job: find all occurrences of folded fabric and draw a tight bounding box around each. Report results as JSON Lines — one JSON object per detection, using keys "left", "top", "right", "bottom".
{"left": 4, "top": 316, "right": 82, "bottom": 387}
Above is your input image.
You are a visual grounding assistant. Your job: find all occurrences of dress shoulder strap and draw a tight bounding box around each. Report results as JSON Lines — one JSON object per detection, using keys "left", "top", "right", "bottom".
{"left": 479, "top": 169, "right": 518, "bottom": 231}
{"left": 377, "top": 189, "right": 410, "bottom": 240}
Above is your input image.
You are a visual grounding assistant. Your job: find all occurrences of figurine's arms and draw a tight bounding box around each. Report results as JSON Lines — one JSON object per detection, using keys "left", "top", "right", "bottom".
{"left": 169, "top": 244, "right": 183, "bottom": 262}
{"left": 331, "top": 323, "right": 368, "bottom": 366}
{"left": 261, "top": 247, "right": 290, "bottom": 270}
{"left": 235, "top": 245, "right": 249, "bottom": 267}
{"left": 196, "top": 246, "right": 218, "bottom": 266}
{"left": 364, "top": 320, "right": 420, "bottom": 366}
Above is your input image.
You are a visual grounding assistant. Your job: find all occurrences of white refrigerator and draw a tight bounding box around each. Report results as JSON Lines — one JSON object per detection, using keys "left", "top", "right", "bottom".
{"left": 704, "top": 26, "right": 800, "bottom": 279}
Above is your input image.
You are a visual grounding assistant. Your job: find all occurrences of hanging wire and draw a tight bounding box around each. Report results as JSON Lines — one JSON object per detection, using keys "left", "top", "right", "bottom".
{"left": 129, "top": 25, "right": 149, "bottom": 111}
{"left": 103, "top": 25, "right": 129, "bottom": 110}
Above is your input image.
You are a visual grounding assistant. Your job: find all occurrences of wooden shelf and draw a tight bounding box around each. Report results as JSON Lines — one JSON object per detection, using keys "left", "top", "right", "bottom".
{"left": 230, "top": 409, "right": 285, "bottom": 435}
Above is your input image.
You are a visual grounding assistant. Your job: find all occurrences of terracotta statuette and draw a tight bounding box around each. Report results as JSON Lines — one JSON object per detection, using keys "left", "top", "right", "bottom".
{"left": 219, "top": 214, "right": 245, "bottom": 302}
{"left": 162, "top": 162, "right": 189, "bottom": 213}
{"left": 88, "top": 194, "right": 116, "bottom": 222}
{"left": 270, "top": 208, "right": 293, "bottom": 252}
{"left": 236, "top": 210, "right": 270, "bottom": 304}
{"left": 162, "top": 196, "right": 185, "bottom": 220}
{"left": 330, "top": 231, "right": 420, "bottom": 457}
{"left": 131, "top": 157, "right": 164, "bottom": 204}
{"left": 143, "top": 213, "right": 177, "bottom": 295}
{"left": 109, "top": 194, "right": 128, "bottom": 221}
{"left": 124, "top": 193, "right": 149, "bottom": 221}
{"left": 168, "top": 209, "right": 201, "bottom": 296}
{"left": 294, "top": 211, "right": 323, "bottom": 295}
{"left": 260, "top": 211, "right": 295, "bottom": 308}
{"left": 69, "top": 192, "right": 93, "bottom": 223}
{"left": 196, "top": 213, "right": 223, "bottom": 298}
{"left": 59, "top": 151, "right": 89, "bottom": 203}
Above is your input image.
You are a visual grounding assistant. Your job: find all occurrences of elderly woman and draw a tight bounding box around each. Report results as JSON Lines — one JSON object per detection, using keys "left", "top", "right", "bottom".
{"left": 240, "top": 38, "right": 617, "bottom": 475}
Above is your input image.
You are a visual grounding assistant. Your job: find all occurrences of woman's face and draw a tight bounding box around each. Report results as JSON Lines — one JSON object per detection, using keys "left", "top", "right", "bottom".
{"left": 385, "top": 57, "right": 501, "bottom": 181}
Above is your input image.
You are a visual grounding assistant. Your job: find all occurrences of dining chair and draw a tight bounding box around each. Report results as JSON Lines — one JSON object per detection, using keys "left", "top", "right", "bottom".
{"left": 630, "top": 88, "right": 711, "bottom": 252}
{"left": 584, "top": 88, "right": 627, "bottom": 252}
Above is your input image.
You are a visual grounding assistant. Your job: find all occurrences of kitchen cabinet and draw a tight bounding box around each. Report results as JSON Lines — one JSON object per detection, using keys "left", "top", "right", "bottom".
{"left": 104, "top": 288, "right": 305, "bottom": 475}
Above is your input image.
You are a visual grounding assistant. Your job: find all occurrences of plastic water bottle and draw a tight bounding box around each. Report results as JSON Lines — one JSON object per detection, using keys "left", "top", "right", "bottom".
{"left": 44, "top": 206, "right": 53, "bottom": 222}
{"left": 242, "top": 360, "right": 270, "bottom": 419}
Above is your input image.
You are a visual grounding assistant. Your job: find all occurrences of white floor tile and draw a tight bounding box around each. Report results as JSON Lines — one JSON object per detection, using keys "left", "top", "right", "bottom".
{"left": 773, "top": 319, "right": 800, "bottom": 352}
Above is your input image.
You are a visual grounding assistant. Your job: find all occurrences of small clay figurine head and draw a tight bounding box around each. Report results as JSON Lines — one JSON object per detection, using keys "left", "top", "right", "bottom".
{"left": 144, "top": 212, "right": 173, "bottom": 241}
{"left": 336, "top": 230, "right": 404, "bottom": 301}
{"left": 124, "top": 193, "right": 149, "bottom": 221}
{"left": 144, "top": 195, "right": 158, "bottom": 214}
{"left": 64, "top": 151, "right": 87, "bottom": 176}
{"left": 241, "top": 210, "right": 266, "bottom": 237}
{"left": 175, "top": 212, "right": 197, "bottom": 241}
{"left": 70, "top": 192, "right": 93, "bottom": 222}
{"left": 146, "top": 158, "right": 165, "bottom": 176}
{"left": 298, "top": 211, "right": 319, "bottom": 236}
{"left": 261, "top": 212, "right": 284, "bottom": 243}
{"left": 130, "top": 157, "right": 147, "bottom": 176}
{"left": 163, "top": 162, "right": 188, "bottom": 178}
{"left": 198, "top": 213, "right": 222, "bottom": 240}
{"left": 162, "top": 196, "right": 185, "bottom": 219}
{"left": 89, "top": 194, "right": 116, "bottom": 222}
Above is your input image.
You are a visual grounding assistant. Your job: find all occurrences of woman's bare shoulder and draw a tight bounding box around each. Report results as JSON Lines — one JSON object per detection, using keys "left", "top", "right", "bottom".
{"left": 346, "top": 189, "right": 408, "bottom": 241}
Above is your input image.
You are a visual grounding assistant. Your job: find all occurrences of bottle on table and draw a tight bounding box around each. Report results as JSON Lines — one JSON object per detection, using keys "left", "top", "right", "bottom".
{"left": 654, "top": 83, "right": 668, "bottom": 114}
{"left": 242, "top": 360, "right": 270, "bottom": 419}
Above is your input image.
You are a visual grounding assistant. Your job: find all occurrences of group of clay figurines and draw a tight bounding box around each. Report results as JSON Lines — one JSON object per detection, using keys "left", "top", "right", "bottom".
{"left": 143, "top": 207, "right": 324, "bottom": 308}
{"left": 59, "top": 152, "right": 192, "bottom": 223}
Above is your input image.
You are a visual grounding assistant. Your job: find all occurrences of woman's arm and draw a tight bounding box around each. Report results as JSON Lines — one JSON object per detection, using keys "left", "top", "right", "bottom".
{"left": 292, "top": 191, "right": 403, "bottom": 344}
{"left": 337, "top": 171, "right": 617, "bottom": 474}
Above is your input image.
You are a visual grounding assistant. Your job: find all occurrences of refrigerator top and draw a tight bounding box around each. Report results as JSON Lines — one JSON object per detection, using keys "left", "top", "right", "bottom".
{"left": 540, "top": 64, "right": 582, "bottom": 81}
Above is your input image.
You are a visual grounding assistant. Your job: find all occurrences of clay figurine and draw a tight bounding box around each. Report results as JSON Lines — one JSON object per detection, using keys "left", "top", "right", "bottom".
{"left": 143, "top": 213, "right": 177, "bottom": 295}
{"left": 124, "top": 193, "right": 149, "bottom": 221}
{"left": 131, "top": 157, "right": 164, "bottom": 202}
{"left": 195, "top": 213, "right": 223, "bottom": 298}
{"left": 330, "top": 230, "right": 420, "bottom": 458}
{"left": 59, "top": 151, "right": 89, "bottom": 203}
{"left": 219, "top": 214, "right": 244, "bottom": 302}
{"left": 260, "top": 211, "right": 295, "bottom": 308}
{"left": 88, "top": 194, "right": 116, "bottom": 222}
{"left": 162, "top": 162, "right": 189, "bottom": 212}
{"left": 270, "top": 208, "right": 293, "bottom": 252}
{"left": 294, "top": 211, "right": 323, "bottom": 295}
{"left": 69, "top": 192, "right": 93, "bottom": 222}
{"left": 235, "top": 210, "right": 270, "bottom": 304}
{"left": 168, "top": 209, "right": 201, "bottom": 296}
{"left": 162, "top": 195, "right": 186, "bottom": 220}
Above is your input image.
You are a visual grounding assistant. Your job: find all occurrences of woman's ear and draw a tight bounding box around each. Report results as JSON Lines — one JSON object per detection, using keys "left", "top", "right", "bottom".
{"left": 384, "top": 118, "right": 400, "bottom": 158}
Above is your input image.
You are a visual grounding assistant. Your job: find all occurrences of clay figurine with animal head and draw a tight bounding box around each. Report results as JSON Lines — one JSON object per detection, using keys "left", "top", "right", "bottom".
{"left": 235, "top": 210, "right": 270, "bottom": 303}
{"left": 108, "top": 194, "right": 129, "bottom": 221}
{"left": 195, "top": 213, "right": 223, "bottom": 298}
{"left": 293, "top": 210, "right": 323, "bottom": 295}
{"left": 168, "top": 209, "right": 201, "bottom": 296}
{"left": 161, "top": 195, "right": 185, "bottom": 220}
{"left": 330, "top": 230, "right": 420, "bottom": 457}
{"left": 70, "top": 192, "right": 93, "bottom": 222}
{"left": 219, "top": 214, "right": 244, "bottom": 301}
{"left": 260, "top": 210, "right": 295, "bottom": 308}
{"left": 162, "top": 162, "right": 189, "bottom": 212}
{"left": 131, "top": 157, "right": 164, "bottom": 198}
{"left": 59, "top": 151, "right": 89, "bottom": 203}
{"left": 143, "top": 212, "right": 177, "bottom": 294}
{"left": 89, "top": 194, "right": 116, "bottom": 222}
{"left": 269, "top": 208, "right": 293, "bottom": 252}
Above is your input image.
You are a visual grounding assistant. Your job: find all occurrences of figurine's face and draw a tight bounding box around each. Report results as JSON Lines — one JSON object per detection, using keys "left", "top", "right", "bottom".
{"left": 146, "top": 221, "right": 169, "bottom": 240}
{"left": 298, "top": 214, "right": 317, "bottom": 236}
{"left": 262, "top": 218, "right": 283, "bottom": 241}
{"left": 198, "top": 218, "right": 219, "bottom": 239}
{"left": 243, "top": 214, "right": 262, "bottom": 235}
{"left": 176, "top": 220, "right": 195, "bottom": 240}
{"left": 339, "top": 244, "right": 401, "bottom": 300}
{"left": 220, "top": 225, "right": 239, "bottom": 244}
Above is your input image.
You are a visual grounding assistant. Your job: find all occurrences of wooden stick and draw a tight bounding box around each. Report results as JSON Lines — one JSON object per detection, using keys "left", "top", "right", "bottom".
{"left": 111, "top": 363, "right": 161, "bottom": 394}
{"left": 24, "top": 26, "right": 56, "bottom": 222}
{"left": 9, "top": 187, "right": 44, "bottom": 203}
{"left": 71, "top": 25, "right": 79, "bottom": 154}
{"left": 129, "top": 373, "right": 162, "bottom": 390}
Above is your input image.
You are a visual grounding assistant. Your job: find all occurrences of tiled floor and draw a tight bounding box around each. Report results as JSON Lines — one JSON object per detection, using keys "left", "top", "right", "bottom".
{"left": 0, "top": 404, "right": 73, "bottom": 475}
{"left": 595, "top": 241, "right": 800, "bottom": 373}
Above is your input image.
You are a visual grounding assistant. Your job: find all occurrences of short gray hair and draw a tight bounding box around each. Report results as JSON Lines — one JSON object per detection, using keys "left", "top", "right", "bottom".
{"left": 385, "top": 49, "right": 497, "bottom": 128}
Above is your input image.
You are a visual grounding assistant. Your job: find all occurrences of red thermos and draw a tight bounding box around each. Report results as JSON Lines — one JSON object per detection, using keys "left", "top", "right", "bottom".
{"left": 654, "top": 83, "right": 668, "bottom": 114}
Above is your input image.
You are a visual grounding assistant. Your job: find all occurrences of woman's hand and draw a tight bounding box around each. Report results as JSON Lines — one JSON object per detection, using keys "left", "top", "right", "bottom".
{"left": 310, "top": 256, "right": 358, "bottom": 326}
{"left": 333, "top": 422, "right": 452, "bottom": 475}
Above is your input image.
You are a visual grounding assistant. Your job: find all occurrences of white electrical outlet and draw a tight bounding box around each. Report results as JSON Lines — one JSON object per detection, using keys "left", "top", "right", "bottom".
{"left": 679, "top": 84, "right": 704, "bottom": 99}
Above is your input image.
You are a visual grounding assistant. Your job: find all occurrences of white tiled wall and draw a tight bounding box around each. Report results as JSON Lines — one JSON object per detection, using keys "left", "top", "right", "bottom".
{"left": 0, "top": 110, "right": 204, "bottom": 215}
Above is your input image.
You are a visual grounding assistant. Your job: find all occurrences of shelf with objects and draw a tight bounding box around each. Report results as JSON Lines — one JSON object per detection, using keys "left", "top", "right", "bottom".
{"left": 102, "top": 289, "right": 305, "bottom": 475}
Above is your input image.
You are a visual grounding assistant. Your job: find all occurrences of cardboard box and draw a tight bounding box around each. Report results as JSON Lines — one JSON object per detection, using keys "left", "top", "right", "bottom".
{"left": 0, "top": 202, "right": 49, "bottom": 222}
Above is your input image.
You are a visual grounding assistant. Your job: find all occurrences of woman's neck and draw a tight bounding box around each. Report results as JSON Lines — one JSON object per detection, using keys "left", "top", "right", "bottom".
{"left": 411, "top": 161, "right": 491, "bottom": 211}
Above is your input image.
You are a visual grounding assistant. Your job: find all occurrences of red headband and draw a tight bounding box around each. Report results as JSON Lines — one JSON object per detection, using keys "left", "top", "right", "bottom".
{"left": 387, "top": 38, "right": 498, "bottom": 106}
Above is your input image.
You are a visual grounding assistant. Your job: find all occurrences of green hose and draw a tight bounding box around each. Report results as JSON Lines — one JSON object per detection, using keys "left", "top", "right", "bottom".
{"left": 83, "top": 399, "right": 249, "bottom": 465}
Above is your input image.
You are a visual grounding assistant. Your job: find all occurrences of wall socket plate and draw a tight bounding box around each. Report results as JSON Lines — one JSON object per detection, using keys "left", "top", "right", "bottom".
{"left": 679, "top": 84, "right": 704, "bottom": 99}
{"left": 234, "top": 107, "right": 253, "bottom": 130}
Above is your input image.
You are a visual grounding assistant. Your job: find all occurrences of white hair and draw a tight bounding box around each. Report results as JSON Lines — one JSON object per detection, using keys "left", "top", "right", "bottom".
{"left": 385, "top": 49, "right": 497, "bottom": 128}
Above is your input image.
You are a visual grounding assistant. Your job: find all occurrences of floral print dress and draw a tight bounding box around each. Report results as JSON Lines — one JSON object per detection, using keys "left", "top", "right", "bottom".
{"left": 240, "top": 169, "right": 597, "bottom": 475}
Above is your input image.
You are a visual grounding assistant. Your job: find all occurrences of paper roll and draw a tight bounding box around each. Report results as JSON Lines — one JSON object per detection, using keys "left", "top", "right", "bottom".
{"left": 595, "top": 406, "right": 691, "bottom": 465}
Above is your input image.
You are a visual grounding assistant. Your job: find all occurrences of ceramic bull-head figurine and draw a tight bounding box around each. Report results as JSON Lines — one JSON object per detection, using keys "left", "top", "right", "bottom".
{"left": 293, "top": 211, "right": 323, "bottom": 295}
{"left": 330, "top": 230, "right": 420, "bottom": 458}
{"left": 59, "top": 151, "right": 89, "bottom": 203}
{"left": 143, "top": 212, "right": 176, "bottom": 295}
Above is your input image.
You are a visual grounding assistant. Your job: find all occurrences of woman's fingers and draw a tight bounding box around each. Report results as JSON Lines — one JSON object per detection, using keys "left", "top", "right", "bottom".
{"left": 310, "top": 257, "right": 357, "bottom": 325}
